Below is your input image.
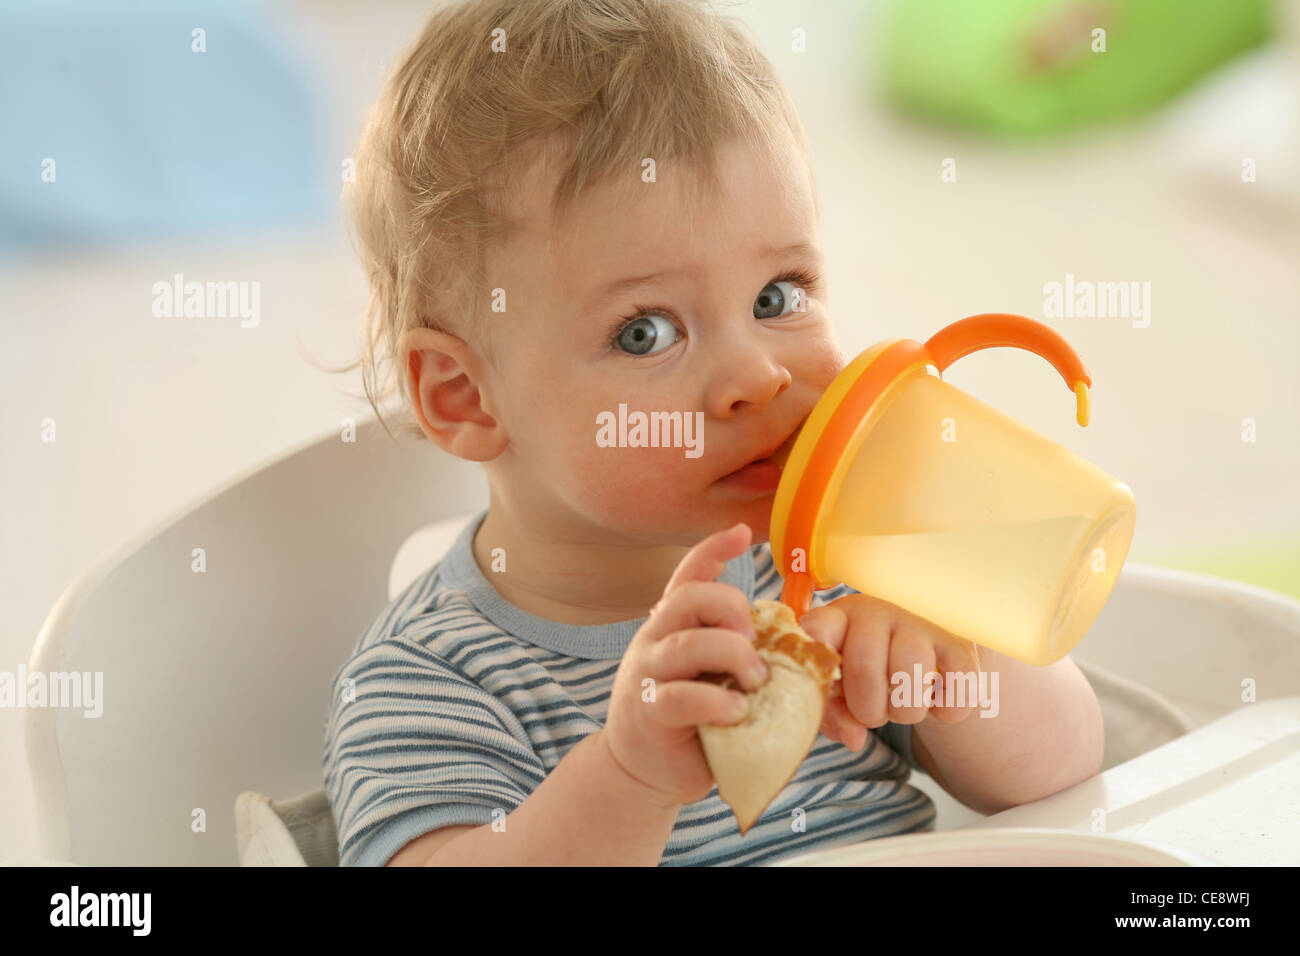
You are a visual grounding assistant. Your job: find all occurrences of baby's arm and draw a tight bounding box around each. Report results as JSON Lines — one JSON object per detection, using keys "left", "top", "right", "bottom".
{"left": 912, "top": 646, "right": 1104, "bottom": 815}
{"left": 327, "top": 635, "right": 679, "bottom": 867}
{"left": 397, "top": 729, "right": 680, "bottom": 866}
{"left": 799, "top": 594, "right": 1104, "bottom": 815}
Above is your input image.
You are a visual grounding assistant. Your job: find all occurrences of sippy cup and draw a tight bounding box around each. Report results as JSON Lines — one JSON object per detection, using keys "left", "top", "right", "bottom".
{"left": 770, "top": 313, "right": 1136, "bottom": 667}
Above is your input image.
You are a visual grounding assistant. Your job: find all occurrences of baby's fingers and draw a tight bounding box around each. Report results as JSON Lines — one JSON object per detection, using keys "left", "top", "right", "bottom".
{"left": 659, "top": 522, "right": 752, "bottom": 601}
{"left": 796, "top": 603, "right": 849, "bottom": 656}
{"left": 927, "top": 640, "right": 982, "bottom": 724}
{"left": 653, "top": 680, "right": 750, "bottom": 730}
{"left": 647, "top": 581, "right": 754, "bottom": 644}
{"left": 822, "top": 695, "right": 869, "bottom": 751}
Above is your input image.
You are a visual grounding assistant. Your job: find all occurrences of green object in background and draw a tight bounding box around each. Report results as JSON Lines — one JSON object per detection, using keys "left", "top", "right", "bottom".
{"left": 1146, "top": 540, "right": 1300, "bottom": 602}
{"left": 878, "top": 0, "right": 1274, "bottom": 136}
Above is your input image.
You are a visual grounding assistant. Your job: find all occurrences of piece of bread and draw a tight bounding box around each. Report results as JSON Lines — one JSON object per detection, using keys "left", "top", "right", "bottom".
{"left": 698, "top": 599, "right": 842, "bottom": 835}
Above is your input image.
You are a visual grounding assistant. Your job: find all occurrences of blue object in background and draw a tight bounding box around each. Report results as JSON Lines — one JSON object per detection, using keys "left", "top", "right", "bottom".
{"left": 0, "top": 0, "right": 333, "bottom": 254}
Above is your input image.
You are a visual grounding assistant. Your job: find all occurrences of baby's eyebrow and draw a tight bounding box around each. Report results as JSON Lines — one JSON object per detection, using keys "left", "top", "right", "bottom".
{"left": 584, "top": 240, "right": 820, "bottom": 309}
{"left": 589, "top": 268, "right": 680, "bottom": 307}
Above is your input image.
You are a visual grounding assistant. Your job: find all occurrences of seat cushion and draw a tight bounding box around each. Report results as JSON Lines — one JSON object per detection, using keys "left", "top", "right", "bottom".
{"left": 1073, "top": 656, "right": 1195, "bottom": 770}
{"left": 235, "top": 789, "right": 338, "bottom": 866}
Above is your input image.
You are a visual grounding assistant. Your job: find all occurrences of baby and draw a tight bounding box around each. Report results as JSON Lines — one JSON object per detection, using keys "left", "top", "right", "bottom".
{"left": 323, "top": 0, "right": 1104, "bottom": 866}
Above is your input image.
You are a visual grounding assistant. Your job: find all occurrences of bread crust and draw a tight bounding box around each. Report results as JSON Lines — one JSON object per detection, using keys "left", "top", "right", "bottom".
{"left": 697, "top": 599, "right": 843, "bottom": 835}
{"left": 702, "top": 599, "right": 841, "bottom": 691}
{"left": 750, "top": 599, "right": 841, "bottom": 686}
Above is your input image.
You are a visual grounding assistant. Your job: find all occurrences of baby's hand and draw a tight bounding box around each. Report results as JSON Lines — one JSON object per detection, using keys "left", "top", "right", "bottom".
{"left": 797, "top": 594, "right": 981, "bottom": 751}
{"left": 602, "top": 523, "right": 767, "bottom": 808}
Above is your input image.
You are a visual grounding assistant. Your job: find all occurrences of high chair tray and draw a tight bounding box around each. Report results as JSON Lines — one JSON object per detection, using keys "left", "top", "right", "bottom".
{"left": 768, "top": 827, "right": 1212, "bottom": 866}
{"left": 955, "top": 696, "right": 1300, "bottom": 866}
{"left": 770, "top": 698, "right": 1297, "bottom": 866}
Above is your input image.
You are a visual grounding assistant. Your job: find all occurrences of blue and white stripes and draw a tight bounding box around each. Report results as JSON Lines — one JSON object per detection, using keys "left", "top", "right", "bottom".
{"left": 323, "top": 511, "right": 935, "bottom": 866}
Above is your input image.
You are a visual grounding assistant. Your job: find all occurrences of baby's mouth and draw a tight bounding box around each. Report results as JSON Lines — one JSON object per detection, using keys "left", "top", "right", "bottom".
{"left": 769, "top": 421, "right": 804, "bottom": 469}
{"left": 716, "top": 417, "right": 806, "bottom": 490}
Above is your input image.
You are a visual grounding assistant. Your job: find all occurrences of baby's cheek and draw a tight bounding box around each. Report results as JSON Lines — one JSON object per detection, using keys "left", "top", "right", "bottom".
{"left": 793, "top": 334, "right": 845, "bottom": 391}
{"left": 563, "top": 444, "right": 702, "bottom": 527}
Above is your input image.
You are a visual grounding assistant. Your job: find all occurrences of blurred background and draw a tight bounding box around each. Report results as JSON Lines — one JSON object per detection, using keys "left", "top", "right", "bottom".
{"left": 2, "top": 0, "right": 1297, "bottom": 862}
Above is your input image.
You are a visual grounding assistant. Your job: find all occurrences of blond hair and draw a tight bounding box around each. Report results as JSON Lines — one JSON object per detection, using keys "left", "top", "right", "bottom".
{"left": 334, "top": 0, "right": 815, "bottom": 440}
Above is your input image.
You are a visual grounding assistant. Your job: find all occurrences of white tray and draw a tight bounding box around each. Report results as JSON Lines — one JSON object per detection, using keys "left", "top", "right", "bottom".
{"left": 770, "top": 827, "right": 1213, "bottom": 866}
{"left": 957, "top": 697, "right": 1300, "bottom": 866}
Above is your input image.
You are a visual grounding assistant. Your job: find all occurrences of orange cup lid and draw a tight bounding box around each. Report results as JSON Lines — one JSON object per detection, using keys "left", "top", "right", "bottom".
{"left": 771, "top": 313, "right": 1092, "bottom": 618}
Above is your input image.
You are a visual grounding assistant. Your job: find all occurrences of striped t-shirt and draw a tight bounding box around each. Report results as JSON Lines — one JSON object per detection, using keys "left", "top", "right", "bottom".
{"left": 323, "top": 510, "right": 936, "bottom": 866}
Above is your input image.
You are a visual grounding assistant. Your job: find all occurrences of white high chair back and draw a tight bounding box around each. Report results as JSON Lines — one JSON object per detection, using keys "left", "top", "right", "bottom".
{"left": 26, "top": 417, "right": 486, "bottom": 866}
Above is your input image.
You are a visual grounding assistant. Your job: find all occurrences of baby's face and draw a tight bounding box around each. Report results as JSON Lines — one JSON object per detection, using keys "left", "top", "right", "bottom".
{"left": 479, "top": 132, "right": 845, "bottom": 546}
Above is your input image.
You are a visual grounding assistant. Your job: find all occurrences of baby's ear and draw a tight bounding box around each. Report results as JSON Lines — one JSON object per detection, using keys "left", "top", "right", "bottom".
{"left": 401, "top": 327, "right": 507, "bottom": 462}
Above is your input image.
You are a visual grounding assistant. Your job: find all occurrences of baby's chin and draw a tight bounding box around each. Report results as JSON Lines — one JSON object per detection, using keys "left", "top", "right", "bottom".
{"left": 704, "top": 476, "right": 781, "bottom": 539}
{"left": 724, "top": 501, "right": 775, "bottom": 547}
{"left": 583, "top": 495, "right": 774, "bottom": 549}
{"left": 681, "top": 494, "right": 777, "bottom": 547}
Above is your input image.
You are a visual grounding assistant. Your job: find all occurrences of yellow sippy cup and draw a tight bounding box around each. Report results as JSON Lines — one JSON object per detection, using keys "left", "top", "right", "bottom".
{"left": 770, "top": 313, "right": 1136, "bottom": 667}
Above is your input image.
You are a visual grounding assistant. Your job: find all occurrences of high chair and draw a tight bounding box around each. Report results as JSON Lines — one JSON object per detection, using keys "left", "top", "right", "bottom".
{"left": 21, "top": 417, "right": 1300, "bottom": 866}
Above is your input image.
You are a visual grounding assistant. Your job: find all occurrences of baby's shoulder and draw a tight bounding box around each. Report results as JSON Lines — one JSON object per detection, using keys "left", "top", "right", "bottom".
{"left": 351, "top": 558, "right": 492, "bottom": 657}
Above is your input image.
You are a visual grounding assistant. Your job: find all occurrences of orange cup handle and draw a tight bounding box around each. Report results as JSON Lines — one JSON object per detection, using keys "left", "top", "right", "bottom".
{"left": 924, "top": 313, "right": 1093, "bottom": 426}
{"left": 780, "top": 573, "right": 816, "bottom": 619}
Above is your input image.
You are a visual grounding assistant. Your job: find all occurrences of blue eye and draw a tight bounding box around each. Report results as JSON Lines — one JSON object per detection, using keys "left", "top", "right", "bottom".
{"left": 614, "top": 313, "right": 679, "bottom": 356}
{"left": 604, "top": 267, "right": 821, "bottom": 356}
{"left": 754, "top": 279, "right": 805, "bottom": 319}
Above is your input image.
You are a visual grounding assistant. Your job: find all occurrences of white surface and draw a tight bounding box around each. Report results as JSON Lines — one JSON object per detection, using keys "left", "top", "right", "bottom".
{"left": 0, "top": 857, "right": 81, "bottom": 867}
{"left": 769, "top": 827, "right": 1215, "bottom": 866}
{"left": 25, "top": 423, "right": 485, "bottom": 865}
{"left": 3, "top": 0, "right": 1298, "bottom": 862}
{"left": 962, "top": 699, "right": 1300, "bottom": 867}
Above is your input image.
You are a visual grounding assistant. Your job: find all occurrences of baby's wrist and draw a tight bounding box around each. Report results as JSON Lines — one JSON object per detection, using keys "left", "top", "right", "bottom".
{"left": 592, "top": 730, "right": 682, "bottom": 813}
